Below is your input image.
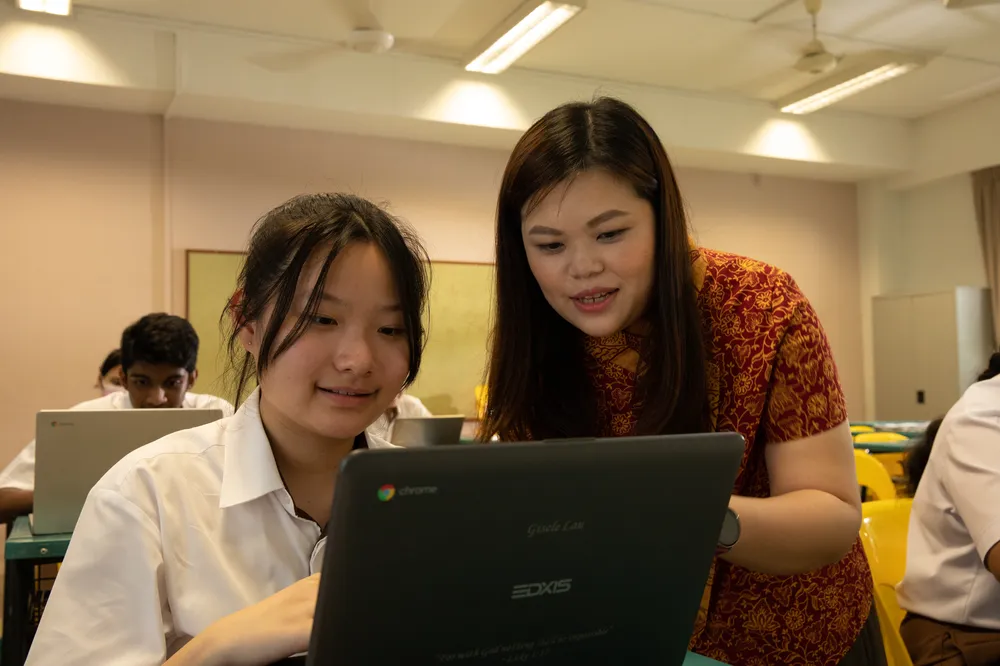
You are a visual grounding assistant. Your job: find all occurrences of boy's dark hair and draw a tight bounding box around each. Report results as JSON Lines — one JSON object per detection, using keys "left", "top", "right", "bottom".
{"left": 222, "top": 193, "right": 430, "bottom": 405}
{"left": 120, "top": 314, "right": 199, "bottom": 374}
{"left": 99, "top": 349, "right": 122, "bottom": 376}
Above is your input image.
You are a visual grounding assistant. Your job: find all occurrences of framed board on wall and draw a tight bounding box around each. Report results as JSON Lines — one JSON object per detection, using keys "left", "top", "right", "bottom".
{"left": 185, "top": 250, "right": 494, "bottom": 417}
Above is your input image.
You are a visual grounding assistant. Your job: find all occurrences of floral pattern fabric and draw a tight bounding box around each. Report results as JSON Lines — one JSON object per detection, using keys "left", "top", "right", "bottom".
{"left": 583, "top": 247, "right": 872, "bottom": 666}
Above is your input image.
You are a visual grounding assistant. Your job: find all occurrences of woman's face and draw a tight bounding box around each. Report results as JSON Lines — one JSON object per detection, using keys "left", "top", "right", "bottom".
{"left": 521, "top": 169, "right": 656, "bottom": 338}
{"left": 242, "top": 242, "right": 411, "bottom": 444}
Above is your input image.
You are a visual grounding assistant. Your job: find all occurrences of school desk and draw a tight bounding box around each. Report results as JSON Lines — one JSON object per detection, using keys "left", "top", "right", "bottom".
{"left": 3, "top": 516, "right": 70, "bottom": 665}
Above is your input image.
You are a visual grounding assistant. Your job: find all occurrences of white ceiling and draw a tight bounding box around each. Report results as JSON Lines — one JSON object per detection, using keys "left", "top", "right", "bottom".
{"left": 71, "top": 0, "right": 1000, "bottom": 119}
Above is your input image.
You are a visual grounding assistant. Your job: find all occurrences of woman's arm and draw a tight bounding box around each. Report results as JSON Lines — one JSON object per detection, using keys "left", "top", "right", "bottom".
{"left": 723, "top": 421, "right": 862, "bottom": 575}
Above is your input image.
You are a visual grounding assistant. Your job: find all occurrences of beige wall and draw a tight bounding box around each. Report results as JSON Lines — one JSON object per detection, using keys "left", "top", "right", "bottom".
{"left": 1, "top": 101, "right": 866, "bottom": 469}
{"left": 680, "top": 170, "right": 864, "bottom": 418}
{"left": 0, "top": 99, "right": 162, "bottom": 461}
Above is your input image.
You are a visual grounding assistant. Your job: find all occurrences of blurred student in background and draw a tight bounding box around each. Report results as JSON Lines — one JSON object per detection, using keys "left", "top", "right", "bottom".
{"left": 0, "top": 313, "right": 233, "bottom": 522}
{"left": 95, "top": 349, "right": 124, "bottom": 395}
{"left": 368, "top": 391, "right": 432, "bottom": 441}
{"left": 898, "top": 353, "right": 1000, "bottom": 665}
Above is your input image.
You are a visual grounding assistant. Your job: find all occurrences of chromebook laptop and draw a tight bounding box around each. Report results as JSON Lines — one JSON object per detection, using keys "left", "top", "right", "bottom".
{"left": 389, "top": 415, "right": 466, "bottom": 447}
{"left": 305, "top": 432, "right": 744, "bottom": 666}
{"left": 32, "top": 408, "right": 224, "bottom": 534}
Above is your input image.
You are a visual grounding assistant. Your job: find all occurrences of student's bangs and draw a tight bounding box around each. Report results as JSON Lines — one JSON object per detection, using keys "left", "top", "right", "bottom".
{"left": 223, "top": 194, "right": 430, "bottom": 405}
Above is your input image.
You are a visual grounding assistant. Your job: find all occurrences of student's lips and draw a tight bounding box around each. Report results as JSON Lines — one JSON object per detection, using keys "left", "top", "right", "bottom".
{"left": 317, "top": 386, "right": 376, "bottom": 407}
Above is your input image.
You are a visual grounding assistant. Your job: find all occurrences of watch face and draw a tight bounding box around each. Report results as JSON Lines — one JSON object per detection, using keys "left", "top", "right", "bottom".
{"left": 719, "top": 508, "right": 740, "bottom": 548}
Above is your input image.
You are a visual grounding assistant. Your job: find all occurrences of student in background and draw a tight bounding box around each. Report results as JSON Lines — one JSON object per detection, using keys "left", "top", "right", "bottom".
{"left": 368, "top": 391, "right": 432, "bottom": 441}
{"left": 0, "top": 314, "right": 234, "bottom": 523}
{"left": 95, "top": 348, "right": 124, "bottom": 395}
{"left": 897, "top": 352, "right": 1000, "bottom": 665}
{"left": 480, "top": 97, "right": 883, "bottom": 666}
{"left": 26, "top": 194, "right": 429, "bottom": 666}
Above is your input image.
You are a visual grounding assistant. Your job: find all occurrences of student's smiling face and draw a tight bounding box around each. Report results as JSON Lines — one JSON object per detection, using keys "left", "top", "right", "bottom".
{"left": 521, "top": 169, "right": 656, "bottom": 338}
{"left": 243, "top": 242, "right": 411, "bottom": 443}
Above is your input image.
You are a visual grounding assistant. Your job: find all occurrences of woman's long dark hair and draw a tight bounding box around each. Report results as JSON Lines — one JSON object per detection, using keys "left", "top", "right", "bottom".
{"left": 904, "top": 351, "right": 1000, "bottom": 494}
{"left": 221, "top": 193, "right": 429, "bottom": 405}
{"left": 479, "top": 97, "right": 708, "bottom": 441}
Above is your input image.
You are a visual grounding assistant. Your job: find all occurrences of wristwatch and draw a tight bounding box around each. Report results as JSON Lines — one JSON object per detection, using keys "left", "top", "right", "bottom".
{"left": 715, "top": 507, "right": 741, "bottom": 556}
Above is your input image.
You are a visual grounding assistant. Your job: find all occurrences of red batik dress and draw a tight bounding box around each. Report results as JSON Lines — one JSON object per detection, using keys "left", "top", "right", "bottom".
{"left": 583, "top": 247, "right": 873, "bottom": 666}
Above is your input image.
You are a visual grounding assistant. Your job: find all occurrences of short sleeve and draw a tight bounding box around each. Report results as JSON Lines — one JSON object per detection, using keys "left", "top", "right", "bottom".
{"left": 941, "top": 409, "right": 1000, "bottom": 563}
{"left": 0, "top": 441, "right": 36, "bottom": 491}
{"left": 764, "top": 285, "right": 847, "bottom": 444}
{"left": 26, "top": 487, "right": 169, "bottom": 666}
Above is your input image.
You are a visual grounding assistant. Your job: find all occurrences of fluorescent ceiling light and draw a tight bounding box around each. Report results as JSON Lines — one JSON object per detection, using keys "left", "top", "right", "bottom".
{"left": 778, "top": 52, "right": 924, "bottom": 115}
{"left": 17, "top": 0, "right": 72, "bottom": 16}
{"left": 466, "top": 0, "right": 584, "bottom": 75}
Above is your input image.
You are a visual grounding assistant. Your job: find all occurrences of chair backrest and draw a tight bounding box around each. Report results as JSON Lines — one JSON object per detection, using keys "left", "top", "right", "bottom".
{"left": 859, "top": 499, "right": 914, "bottom": 666}
{"left": 855, "top": 450, "right": 897, "bottom": 501}
{"left": 851, "top": 424, "right": 876, "bottom": 434}
{"left": 855, "top": 431, "right": 909, "bottom": 444}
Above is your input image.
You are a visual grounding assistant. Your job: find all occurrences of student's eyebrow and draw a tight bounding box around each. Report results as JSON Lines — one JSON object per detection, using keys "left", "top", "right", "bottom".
{"left": 320, "top": 292, "right": 402, "bottom": 312}
{"left": 526, "top": 209, "right": 629, "bottom": 236}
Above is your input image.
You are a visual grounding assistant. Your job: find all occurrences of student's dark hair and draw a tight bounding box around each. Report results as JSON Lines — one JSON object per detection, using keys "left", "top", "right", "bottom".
{"left": 222, "top": 193, "right": 429, "bottom": 405}
{"left": 120, "top": 314, "right": 199, "bottom": 374}
{"left": 904, "top": 352, "right": 1000, "bottom": 494}
{"left": 904, "top": 418, "right": 943, "bottom": 496}
{"left": 480, "top": 97, "right": 708, "bottom": 441}
{"left": 99, "top": 349, "right": 122, "bottom": 376}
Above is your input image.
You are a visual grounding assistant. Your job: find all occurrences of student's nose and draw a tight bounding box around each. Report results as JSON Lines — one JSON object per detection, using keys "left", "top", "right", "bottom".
{"left": 147, "top": 388, "right": 168, "bottom": 407}
{"left": 568, "top": 245, "right": 603, "bottom": 280}
{"left": 334, "top": 330, "right": 375, "bottom": 376}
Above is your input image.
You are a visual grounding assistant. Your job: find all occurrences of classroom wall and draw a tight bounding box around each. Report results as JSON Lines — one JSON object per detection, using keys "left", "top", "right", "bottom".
{"left": 0, "top": 100, "right": 867, "bottom": 463}
{"left": 0, "top": 99, "right": 162, "bottom": 459}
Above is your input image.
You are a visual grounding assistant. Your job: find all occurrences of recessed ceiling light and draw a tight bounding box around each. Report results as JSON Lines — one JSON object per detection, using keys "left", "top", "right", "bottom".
{"left": 17, "top": 0, "right": 72, "bottom": 16}
{"left": 465, "top": 0, "right": 585, "bottom": 75}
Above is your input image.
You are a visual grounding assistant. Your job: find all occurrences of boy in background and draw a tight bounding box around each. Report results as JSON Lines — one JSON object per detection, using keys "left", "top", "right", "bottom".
{"left": 0, "top": 313, "right": 234, "bottom": 522}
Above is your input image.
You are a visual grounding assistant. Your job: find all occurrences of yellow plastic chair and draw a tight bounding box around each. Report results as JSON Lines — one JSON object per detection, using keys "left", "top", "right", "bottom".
{"left": 851, "top": 424, "right": 876, "bottom": 435}
{"left": 474, "top": 384, "right": 488, "bottom": 420}
{"left": 859, "top": 499, "right": 914, "bottom": 666}
{"left": 854, "top": 432, "right": 909, "bottom": 444}
{"left": 855, "top": 450, "right": 897, "bottom": 501}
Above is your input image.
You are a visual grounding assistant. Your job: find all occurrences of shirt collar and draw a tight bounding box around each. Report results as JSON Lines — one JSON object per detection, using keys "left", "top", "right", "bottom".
{"left": 219, "top": 389, "right": 397, "bottom": 509}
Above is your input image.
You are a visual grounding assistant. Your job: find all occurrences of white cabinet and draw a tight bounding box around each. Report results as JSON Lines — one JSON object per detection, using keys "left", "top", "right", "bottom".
{"left": 873, "top": 287, "right": 994, "bottom": 421}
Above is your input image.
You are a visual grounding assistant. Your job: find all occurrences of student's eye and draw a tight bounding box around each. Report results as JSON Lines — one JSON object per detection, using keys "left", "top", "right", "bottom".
{"left": 133, "top": 378, "right": 147, "bottom": 386}
{"left": 597, "top": 229, "right": 627, "bottom": 242}
{"left": 165, "top": 380, "right": 182, "bottom": 389}
{"left": 535, "top": 242, "right": 564, "bottom": 253}
{"left": 311, "top": 315, "right": 338, "bottom": 326}
{"left": 378, "top": 326, "right": 406, "bottom": 337}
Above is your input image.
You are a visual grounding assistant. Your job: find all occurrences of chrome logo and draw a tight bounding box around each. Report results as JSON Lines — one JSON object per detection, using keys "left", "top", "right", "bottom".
{"left": 377, "top": 484, "right": 396, "bottom": 502}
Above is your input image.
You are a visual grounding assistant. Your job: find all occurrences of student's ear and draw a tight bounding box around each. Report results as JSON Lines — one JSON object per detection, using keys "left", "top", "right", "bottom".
{"left": 117, "top": 367, "right": 128, "bottom": 389}
{"left": 237, "top": 321, "right": 260, "bottom": 357}
{"left": 188, "top": 369, "right": 198, "bottom": 389}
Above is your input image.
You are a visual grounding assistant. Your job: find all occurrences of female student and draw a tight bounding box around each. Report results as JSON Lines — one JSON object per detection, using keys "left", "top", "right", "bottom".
{"left": 480, "top": 97, "right": 884, "bottom": 666}
{"left": 26, "top": 193, "right": 430, "bottom": 666}
{"left": 897, "top": 352, "right": 1000, "bottom": 665}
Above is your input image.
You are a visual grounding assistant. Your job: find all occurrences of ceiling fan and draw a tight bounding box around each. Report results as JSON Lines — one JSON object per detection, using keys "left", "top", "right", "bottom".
{"left": 246, "top": 0, "right": 414, "bottom": 72}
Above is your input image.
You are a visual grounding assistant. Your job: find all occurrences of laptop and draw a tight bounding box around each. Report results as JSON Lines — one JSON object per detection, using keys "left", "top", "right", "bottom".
{"left": 306, "top": 432, "right": 744, "bottom": 666}
{"left": 390, "top": 415, "right": 465, "bottom": 447}
{"left": 32, "top": 408, "right": 224, "bottom": 534}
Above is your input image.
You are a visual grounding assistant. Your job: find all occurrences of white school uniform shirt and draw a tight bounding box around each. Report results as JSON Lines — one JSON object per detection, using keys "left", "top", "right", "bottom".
{"left": 897, "top": 374, "right": 1000, "bottom": 630}
{"left": 26, "top": 389, "right": 395, "bottom": 666}
{"left": 367, "top": 392, "right": 433, "bottom": 442}
{"left": 0, "top": 391, "right": 235, "bottom": 492}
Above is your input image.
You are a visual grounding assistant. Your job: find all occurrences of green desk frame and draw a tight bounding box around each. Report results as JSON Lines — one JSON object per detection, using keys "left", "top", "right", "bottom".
{"left": 3, "top": 516, "right": 71, "bottom": 666}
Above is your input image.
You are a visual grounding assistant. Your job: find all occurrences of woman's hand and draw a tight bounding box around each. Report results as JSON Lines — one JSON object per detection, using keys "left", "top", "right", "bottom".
{"left": 167, "top": 574, "right": 320, "bottom": 666}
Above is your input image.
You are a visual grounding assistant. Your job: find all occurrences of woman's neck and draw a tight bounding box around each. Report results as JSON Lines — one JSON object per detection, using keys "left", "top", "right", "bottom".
{"left": 258, "top": 395, "right": 356, "bottom": 480}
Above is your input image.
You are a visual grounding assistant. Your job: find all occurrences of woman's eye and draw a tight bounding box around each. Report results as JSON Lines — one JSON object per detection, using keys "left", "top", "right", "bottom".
{"left": 597, "top": 229, "right": 626, "bottom": 242}
{"left": 379, "top": 327, "right": 406, "bottom": 337}
{"left": 536, "top": 242, "right": 563, "bottom": 253}
{"left": 311, "top": 315, "right": 337, "bottom": 326}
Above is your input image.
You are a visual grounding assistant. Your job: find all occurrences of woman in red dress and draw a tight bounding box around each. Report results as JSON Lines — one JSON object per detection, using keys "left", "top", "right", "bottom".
{"left": 480, "top": 97, "right": 886, "bottom": 666}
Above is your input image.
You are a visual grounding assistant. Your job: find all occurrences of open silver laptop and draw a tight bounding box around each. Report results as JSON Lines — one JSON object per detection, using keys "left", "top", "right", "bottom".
{"left": 389, "top": 415, "right": 465, "bottom": 447}
{"left": 32, "top": 408, "right": 224, "bottom": 534}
